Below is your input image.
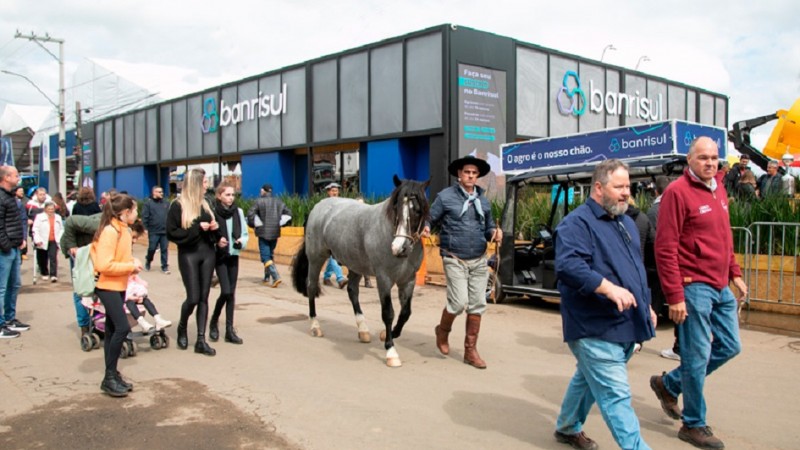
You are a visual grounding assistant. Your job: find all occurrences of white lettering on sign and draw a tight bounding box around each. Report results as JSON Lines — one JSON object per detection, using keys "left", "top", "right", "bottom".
{"left": 220, "top": 83, "right": 288, "bottom": 127}
{"left": 589, "top": 80, "right": 662, "bottom": 121}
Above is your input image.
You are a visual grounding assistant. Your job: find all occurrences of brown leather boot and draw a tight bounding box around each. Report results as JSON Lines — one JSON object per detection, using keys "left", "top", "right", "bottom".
{"left": 435, "top": 309, "right": 457, "bottom": 355}
{"left": 464, "top": 314, "right": 487, "bottom": 369}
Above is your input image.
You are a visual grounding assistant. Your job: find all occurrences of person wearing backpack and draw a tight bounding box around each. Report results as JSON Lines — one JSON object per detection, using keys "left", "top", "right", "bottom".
{"left": 61, "top": 213, "right": 102, "bottom": 339}
{"left": 90, "top": 194, "right": 143, "bottom": 397}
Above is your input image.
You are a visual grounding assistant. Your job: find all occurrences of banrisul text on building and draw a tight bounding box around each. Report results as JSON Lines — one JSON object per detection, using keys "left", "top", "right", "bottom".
{"left": 201, "top": 84, "right": 288, "bottom": 133}
{"left": 556, "top": 71, "right": 663, "bottom": 121}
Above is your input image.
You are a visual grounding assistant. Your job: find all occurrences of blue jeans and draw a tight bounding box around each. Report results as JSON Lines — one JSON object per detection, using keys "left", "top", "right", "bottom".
{"left": 323, "top": 257, "right": 345, "bottom": 282}
{"left": 146, "top": 233, "right": 169, "bottom": 270}
{"left": 556, "top": 338, "right": 651, "bottom": 450}
{"left": 662, "top": 283, "right": 741, "bottom": 428}
{"left": 70, "top": 256, "right": 90, "bottom": 327}
{"left": 0, "top": 248, "right": 22, "bottom": 324}
{"left": 258, "top": 237, "right": 280, "bottom": 281}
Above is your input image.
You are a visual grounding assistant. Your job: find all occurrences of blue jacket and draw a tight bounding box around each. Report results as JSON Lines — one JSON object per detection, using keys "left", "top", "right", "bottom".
{"left": 142, "top": 196, "right": 169, "bottom": 234}
{"left": 427, "top": 184, "right": 496, "bottom": 260}
{"left": 554, "top": 197, "right": 655, "bottom": 344}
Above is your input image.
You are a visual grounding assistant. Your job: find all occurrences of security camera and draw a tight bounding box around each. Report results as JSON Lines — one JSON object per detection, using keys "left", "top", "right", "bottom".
{"left": 450, "top": 24, "right": 457, "bottom": 31}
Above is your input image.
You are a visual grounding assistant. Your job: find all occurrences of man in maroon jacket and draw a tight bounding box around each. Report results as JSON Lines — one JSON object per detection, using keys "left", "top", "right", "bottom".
{"left": 649, "top": 136, "right": 748, "bottom": 449}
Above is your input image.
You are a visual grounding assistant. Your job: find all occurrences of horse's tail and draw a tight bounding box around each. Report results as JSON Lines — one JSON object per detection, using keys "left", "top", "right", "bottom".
{"left": 291, "top": 239, "right": 309, "bottom": 297}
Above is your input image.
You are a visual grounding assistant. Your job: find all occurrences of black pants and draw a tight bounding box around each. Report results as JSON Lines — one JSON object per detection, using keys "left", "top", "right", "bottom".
{"left": 125, "top": 297, "right": 159, "bottom": 320}
{"left": 212, "top": 256, "right": 239, "bottom": 328}
{"left": 96, "top": 289, "right": 130, "bottom": 373}
{"left": 36, "top": 241, "right": 58, "bottom": 277}
{"left": 177, "top": 241, "right": 216, "bottom": 337}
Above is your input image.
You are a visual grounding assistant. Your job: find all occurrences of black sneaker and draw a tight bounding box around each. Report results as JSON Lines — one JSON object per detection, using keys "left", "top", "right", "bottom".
{"left": 144, "top": 262, "right": 151, "bottom": 271}
{"left": 6, "top": 319, "right": 30, "bottom": 332}
{"left": 0, "top": 326, "right": 21, "bottom": 339}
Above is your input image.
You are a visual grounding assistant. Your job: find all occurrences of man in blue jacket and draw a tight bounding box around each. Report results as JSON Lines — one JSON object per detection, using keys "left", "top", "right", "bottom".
{"left": 142, "top": 186, "right": 170, "bottom": 274}
{"left": 422, "top": 156, "right": 501, "bottom": 369}
{"left": 553, "top": 159, "right": 656, "bottom": 450}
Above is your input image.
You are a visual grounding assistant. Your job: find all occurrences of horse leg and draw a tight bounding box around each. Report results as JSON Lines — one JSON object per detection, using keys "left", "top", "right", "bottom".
{"left": 374, "top": 280, "right": 400, "bottom": 367}
{"left": 391, "top": 280, "right": 416, "bottom": 340}
{"left": 346, "top": 272, "right": 371, "bottom": 343}
{"left": 307, "top": 257, "right": 326, "bottom": 338}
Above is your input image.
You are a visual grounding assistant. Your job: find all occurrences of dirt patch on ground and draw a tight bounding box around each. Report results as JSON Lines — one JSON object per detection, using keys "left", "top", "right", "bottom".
{"left": 0, "top": 378, "right": 301, "bottom": 450}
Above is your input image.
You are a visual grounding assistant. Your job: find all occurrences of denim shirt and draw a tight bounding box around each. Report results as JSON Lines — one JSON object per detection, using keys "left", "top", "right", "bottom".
{"left": 554, "top": 197, "right": 655, "bottom": 344}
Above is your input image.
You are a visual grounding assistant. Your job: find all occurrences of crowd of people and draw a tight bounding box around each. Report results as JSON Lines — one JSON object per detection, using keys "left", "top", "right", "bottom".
{"left": 0, "top": 143, "right": 795, "bottom": 446}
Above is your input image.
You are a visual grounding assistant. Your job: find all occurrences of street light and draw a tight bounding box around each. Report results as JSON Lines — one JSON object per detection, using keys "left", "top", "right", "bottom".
{"left": 601, "top": 44, "right": 616, "bottom": 62}
{"left": 14, "top": 31, "right": 66, "bottom": 196}
{"left": 635, "top": 55, "right": 651, "bottom": 70}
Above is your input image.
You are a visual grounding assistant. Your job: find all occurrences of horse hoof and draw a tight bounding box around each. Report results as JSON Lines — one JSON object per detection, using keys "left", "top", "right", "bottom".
{"left": 386, "top": 357, "right": 402, "bottom": 368}
{"left": 379, "top": 330, "right": 386, "bottom": 342}
{"left": 358, "top": 331, "right": 371, "bottom": 343}
{"left": 310, "top": 328, "right": 324, "bottom": 338}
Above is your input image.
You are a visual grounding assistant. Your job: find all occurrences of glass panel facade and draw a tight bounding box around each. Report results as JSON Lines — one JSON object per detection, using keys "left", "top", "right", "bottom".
{"left": 370, "top": 43, "right": 403, "bottom": 135}
{"left": 114, "top": 117, "right": 124, "bottom": 167}
{"left": 134, "top": 110, "right": 146, "bottom": 164}
{"left": 186, "top": 95, "right": 203, "bottom": 158}
{"left": 258, "top": 76, "right": 282, "bottom": 149}
{"left": 202, "top": 91, "right": 219, "bottom": 156}
{"left": 146, "top": 108, "right": 158, "bottom": 162}
{"left": 668, "top": 85, "right": 687, "bottom": 120}
{"left": 715, "top": 97, "right": 727, "bottom": 127}
{"left": 159, "top": 103, "right": 173, "bottom": 161}
{"left": 686, "top": 90, "right": 696, "bottom": 122}
{"left": 516, "top": 47, "right": 547, "bottom": 137}
{"left": 578, "top": 63, "right": 604, "bottom": 132}
{"left": 549, "top": 55, "right": 578, "bottom": 136}
{"left": 172, "top": 100, "right": 187, "bottom": 159}
{"left": 221, "top": 86, "right": 237, "bottom": 154}
{"left": 237, "top": 80, "right": 259, "bottom": 151}
{"left": 313, "top": 59, "right": 338, "bottom": 142}
{"left": 340, "top": 52, "right": 369, "bottom": 139}
{"left": 699, "top": 93, "right": 714, "bottom": 125}
{"left": 282, "top": 68, "right": 306, "bottom": 146}
{"left": 623, "top": 74, "right": 646, "bottom": 125}
{"left": 406, "top": 33, "right": 442, "bottom": 131}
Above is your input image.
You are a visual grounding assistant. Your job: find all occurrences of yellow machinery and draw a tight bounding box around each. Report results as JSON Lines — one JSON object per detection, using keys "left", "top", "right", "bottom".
{"left": 729, "top": 98, "right": 800, "bottom": 171}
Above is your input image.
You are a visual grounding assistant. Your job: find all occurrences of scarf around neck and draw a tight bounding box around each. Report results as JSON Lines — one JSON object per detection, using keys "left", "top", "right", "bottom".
{"left": 458, "top": 185, "right": 484, "bottom": 219}
{"left": 214, "top": 202, "right": 241, "bottom": 244}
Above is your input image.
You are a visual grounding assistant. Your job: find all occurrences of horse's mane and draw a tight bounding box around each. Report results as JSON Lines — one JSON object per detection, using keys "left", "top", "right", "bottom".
{"left": 385, "top": 178, "right": 430, "bottom": 228}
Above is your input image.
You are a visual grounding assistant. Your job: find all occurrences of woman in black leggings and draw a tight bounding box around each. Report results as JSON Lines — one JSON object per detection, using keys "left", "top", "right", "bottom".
{"left": 209, "top": 182, "right": 249, "bottom": 344}
{"left": 166, "top": 168, "right": 221, "bottom": 356}
{"left": 92, "top": 194, "right": 142, "bottom": 397}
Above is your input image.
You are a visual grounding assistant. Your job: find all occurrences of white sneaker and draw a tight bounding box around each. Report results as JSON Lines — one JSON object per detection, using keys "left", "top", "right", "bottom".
{"left": 153, "top": 314, "right": 172, "bottom": 330}
{"left": 633, "top": 343, "right": 642, "bottom": 353}
{"left": 40, "top": 275, "right": 49, "bottom": 281}
{"left": 660, "top": 348, "right": 681, "bottom": 361}
{"left": 136, "top": 316, "right": 154, "bottom": 333}
{"left": 51, "top": 276, "right": 58, "bottom": 283}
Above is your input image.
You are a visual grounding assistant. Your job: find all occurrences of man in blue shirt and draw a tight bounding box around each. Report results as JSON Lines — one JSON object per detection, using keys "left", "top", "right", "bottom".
{"left": 553, "top": 159, "right": 656, "bottom": 450}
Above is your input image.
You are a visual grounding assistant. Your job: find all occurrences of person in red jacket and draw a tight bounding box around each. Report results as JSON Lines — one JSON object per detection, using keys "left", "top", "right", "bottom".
{"left": 649, "top": 136, "right": 748, "bottom": 450}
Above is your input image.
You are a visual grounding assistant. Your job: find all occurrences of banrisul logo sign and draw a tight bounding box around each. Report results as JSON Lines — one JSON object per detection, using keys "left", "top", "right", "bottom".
{"left": 556, "top": 72, "right": 663, "bottom": 122}
{"left": 201, "top": 83, "right": 288, "bottom": 134}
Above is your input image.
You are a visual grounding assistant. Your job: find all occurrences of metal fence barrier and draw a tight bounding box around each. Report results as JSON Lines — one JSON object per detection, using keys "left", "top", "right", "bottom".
{"left": 735, "top": 222, "right": 800, "bottom": 319}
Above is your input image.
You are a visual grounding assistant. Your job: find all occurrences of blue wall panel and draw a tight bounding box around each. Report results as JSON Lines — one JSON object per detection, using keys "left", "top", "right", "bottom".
{"left": 96, "top": 170, "right": 114, "bottom": 196}
{"left": 294, "top": 154, "right": 308, "bottom": 196}
{"left": 241, "top": 151, "right": 294, "bottom": 198}
{"left": 362, "top": 138, "right": 430, "bottom": 197}
{"left": 114, "top": 166, "right": 149, "bottom": 199}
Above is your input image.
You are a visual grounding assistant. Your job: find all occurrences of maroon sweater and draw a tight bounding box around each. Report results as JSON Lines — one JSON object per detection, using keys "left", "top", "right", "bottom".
{"left": 655, "top": 169, "right": 742, "bottom": 305}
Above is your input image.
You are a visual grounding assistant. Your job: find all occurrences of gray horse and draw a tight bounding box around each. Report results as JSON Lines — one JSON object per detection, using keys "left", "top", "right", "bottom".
{"left": 292, "top": 175, "right": 430, "bottom": 367}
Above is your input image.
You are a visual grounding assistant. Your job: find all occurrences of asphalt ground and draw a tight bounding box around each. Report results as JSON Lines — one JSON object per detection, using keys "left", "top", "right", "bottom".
{"left": 1, "top": 244, "right": 799, "bottom": 449}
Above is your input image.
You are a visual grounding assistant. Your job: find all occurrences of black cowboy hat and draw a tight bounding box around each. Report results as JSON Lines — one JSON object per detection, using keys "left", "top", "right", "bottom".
{"left": 448, "top": 155, "right": 491, "bottom": 178}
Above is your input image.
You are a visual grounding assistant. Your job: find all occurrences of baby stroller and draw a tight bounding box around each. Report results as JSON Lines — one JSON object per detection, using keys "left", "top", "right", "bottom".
{"left": 79, "top": 296, "right": 170, "bottom": 356}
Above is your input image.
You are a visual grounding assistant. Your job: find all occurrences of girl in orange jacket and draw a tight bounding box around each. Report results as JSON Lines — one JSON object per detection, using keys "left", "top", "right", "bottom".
{"left": 90, "top": 194, "right": 143, "bottom": 397}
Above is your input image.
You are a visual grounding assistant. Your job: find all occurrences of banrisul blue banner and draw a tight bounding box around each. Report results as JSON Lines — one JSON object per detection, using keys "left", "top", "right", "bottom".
{"left": 501, "top": 120, "right": 726, "bottom": 173}
{"left": 674, "top": 121, "right": 727, "bottom": 157}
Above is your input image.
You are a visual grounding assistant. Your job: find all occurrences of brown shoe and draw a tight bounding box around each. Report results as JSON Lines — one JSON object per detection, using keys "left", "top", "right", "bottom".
{"left": 678, "top": 425, "right": 725, "bottom": 449}
{"left": 323, "top": 279, "right": 333, "bottom": 287}
{"left": 554, "top": 430, "right": 598, "bottom": 450}
{"left": 463, "top": 314, "right": 486, "bottom": 369}
{"left": 434, "top": 309, "right": 457, "bottom": 355}
{"left": 272, "top": 279, "right": 282, "bottom": 288}
{"left": 650, "top": 372, "right": 681, "bottom": 420}
{"left": 337, "top": 278, "right": 348, "bottom": 289}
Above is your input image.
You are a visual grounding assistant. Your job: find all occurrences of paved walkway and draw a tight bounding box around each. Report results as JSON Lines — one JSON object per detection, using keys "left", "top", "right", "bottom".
{"left": 1, "top": 245, "right": 799, "bottom": 449}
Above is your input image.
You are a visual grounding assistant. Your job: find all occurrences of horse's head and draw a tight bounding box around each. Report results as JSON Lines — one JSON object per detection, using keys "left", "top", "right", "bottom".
{"left": 387, "top": 174, "right": 430, "bottom": 257}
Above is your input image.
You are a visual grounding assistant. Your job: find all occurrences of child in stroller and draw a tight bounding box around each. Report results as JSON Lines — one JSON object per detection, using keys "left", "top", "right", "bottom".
{"left": 126, "top": 221, "right": 171, "bottom": 333}
{"left": 125, "top": 273, "right": 171, "bottom": 333}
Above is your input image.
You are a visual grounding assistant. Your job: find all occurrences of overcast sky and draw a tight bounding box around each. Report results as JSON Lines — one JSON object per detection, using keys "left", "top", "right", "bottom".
{"left": 1, "top": 0, "right": 799, "bottom": 150}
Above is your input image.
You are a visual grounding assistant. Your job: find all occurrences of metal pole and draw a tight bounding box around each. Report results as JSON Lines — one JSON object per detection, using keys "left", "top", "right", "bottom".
{"left": 58, "top": 40, "right": 66, "bottom": 195}
{"left": 75, "top": 101, "right": 82, "bottom": 188}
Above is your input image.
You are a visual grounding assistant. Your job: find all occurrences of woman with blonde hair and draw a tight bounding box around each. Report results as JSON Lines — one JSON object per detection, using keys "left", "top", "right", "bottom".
{"left": 166, "top": 169, "right": 221, "bottom": 356}
{"left": 91, "top": 193, "right": 143, "bottom": 397}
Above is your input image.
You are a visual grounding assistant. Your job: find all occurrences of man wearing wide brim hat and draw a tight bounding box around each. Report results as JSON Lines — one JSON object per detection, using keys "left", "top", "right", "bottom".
{"left": 321, "top": 182, "right": 348, "bottom": 289}
{"left": 422, "top": 155, "right": 501, "bottom": 369}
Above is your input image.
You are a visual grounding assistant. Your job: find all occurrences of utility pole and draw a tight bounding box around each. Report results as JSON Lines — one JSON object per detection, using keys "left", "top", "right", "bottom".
{"left": 14, "top": 31, "right": 66, "bottom": 195}
{"left": 75, "top": 101, "right": 83, "bottom": 188}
